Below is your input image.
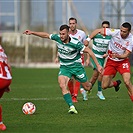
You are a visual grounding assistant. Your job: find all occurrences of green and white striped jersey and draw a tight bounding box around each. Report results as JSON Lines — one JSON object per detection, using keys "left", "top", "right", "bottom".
{"left": 50, "top": 34, "right": 85, "bottom": 66}
{"left": 92, "top": 34, "right": 111, "bottom": 58}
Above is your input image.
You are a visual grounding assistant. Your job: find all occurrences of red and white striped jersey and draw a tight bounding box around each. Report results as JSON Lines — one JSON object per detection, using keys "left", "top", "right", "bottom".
{"left": 104, "top": 28, "right": 133, "bottom": 61}
{"left": 69, "top": 29, "right": 86, "bottom": 43}
{"left": 0, "top": 45, "right": 12, "bottom": 79}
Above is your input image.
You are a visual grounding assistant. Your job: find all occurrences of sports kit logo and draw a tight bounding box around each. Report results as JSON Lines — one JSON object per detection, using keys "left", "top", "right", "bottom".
{"left": 125, "top": 41, "right": 129, "bottom": 46}
{"left": 111, "top": 28, "right": 115, "bottom": 32}
{"left": 78, "top": 36, "right": 81, "bottom": 40}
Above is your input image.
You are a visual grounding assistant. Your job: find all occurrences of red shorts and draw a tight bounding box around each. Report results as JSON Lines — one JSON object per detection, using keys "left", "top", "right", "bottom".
{"left": 0, "top": 78, "right": 11, "bottom": 98}
{"left": 103, "top": 58, "right": 130, "bottom": 76}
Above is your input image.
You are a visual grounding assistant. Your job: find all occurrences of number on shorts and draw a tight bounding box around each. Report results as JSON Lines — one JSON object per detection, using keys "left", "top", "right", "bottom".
{"left": 122, "top": 63, "right": 128, "bottom": 69}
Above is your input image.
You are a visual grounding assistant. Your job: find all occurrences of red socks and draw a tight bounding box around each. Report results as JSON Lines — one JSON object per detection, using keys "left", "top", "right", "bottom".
{"left": 113, "top": 81, "right": 117, "bottom": 87}
{"left": 73, "top": 81, "right": 80, "bottom": 97}
{"left": 68, "top": 80, "right": 80, "bottom": 97}
{"left": 0, "top": 105, "right": 2, "bottom": 122}
{"left": 130, "top": 95, "right": 133, "bottom": 102}
{"left": 68, "top": 80, "right": 74, "bottom": 95}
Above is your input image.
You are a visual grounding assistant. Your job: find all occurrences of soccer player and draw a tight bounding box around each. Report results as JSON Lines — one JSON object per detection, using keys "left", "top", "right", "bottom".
{"left": 68, "top": 17, "right": 88, "bottom": 102}
{"left": 0, "top": 45, "right": 12, "bottom": 131}
{"left": 85, "top": 21, "right": 111, "bottom": 100}
{"left": 85, "top": 22, "right": 133, "bottom": 102}
{"left": 23, "top": 24, "right": 103, "bottom": 114}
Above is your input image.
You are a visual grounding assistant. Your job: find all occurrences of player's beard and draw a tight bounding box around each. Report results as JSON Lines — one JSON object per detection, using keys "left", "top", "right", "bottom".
{"left": 61, "top": 36, "right": 69, "bottom": 43}
{"left": 121, "top": 33, "right": 129, "bottom": 39}
{"left": 70, "top": 26, "right": 76, "bottom": 32}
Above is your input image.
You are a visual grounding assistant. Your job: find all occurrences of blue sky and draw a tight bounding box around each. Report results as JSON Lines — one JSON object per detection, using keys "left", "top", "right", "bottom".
{"left": 0, "top": 0, "right": 103, "bottom": 31}
{"left": 0, "top": 0, "right": 133, "bottom": 31}
{"left": 31, "top": 0, "right": 101, "bottom": 29}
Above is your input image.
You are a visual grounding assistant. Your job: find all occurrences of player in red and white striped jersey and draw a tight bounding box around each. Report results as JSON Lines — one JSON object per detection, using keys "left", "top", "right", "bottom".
{"left": 0, "top": 45, "right": 12, "bottom": 131}
{"left": 85, "top": 22, "right": 133, "bottom": 102}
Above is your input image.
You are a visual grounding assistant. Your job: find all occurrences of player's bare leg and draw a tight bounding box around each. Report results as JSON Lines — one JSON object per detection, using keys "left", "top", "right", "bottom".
{"left": 58, "top": 76, "right": 78, "bottom": 114}
{"left": 72, "top": 80, "right": 80, "bottom": 102}
{"left": 4, "top": 86, "right": 11, "bottom": 93}
{"left": 122, "top": 73, "right": 133, "bottom": 102}
{"left": 68, "top": 79, "right": 74, "bottom": 95}
{"left": 0, "top": 105, "right": 6, "bottom": 131}
{"left": 68, "top": 78, "right": 79, "bottom": 103}
{"left": 102, "top": 75, "right": 121, "bottom": 93}
{"left": 89, "top": 69, "right": 99, "bottom": 86}
{"left": 81, "top": 81, "right": 92, "bottom": 92}
{"left": 89, "top": 69, "right": 105, "bottom": 100}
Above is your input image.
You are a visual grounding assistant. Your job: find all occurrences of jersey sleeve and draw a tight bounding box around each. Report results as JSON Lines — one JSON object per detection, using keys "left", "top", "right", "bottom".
{"left": 82, "top": 32, "right": 87, "bottom": 42}
{"left": 49, "top": 34, "right": 60, "bottom": 41}
{"left": 105, "top": 28, "right": 119, "bottom": 37}
{"left": 126, "top": 39, "right": 133, "bottom": 52}
{"left": 76, "top": 42, "right": 86, "bottom": 52}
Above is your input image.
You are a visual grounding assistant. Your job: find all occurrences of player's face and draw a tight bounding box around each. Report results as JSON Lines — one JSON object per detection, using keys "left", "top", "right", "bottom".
{"left": 120, "top": 26, "right": 130, "bottom": 39}
{"left": 102, "top": 24, "right": 109, "bottom": 28}
{"left": 59, "top": 29, "right": 69, "bottom": 43}
{"left": 69, "top": 20, "right": 77, "bottom": 31}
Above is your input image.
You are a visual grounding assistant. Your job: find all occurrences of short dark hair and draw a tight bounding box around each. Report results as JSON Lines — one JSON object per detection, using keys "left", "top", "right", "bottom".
{"left": 69, "top": 17, "right": 77, "bottom": 23}
{"left": 59, "top": 24, "right": 70, "bottom": 31}
{"left": 102, "top": 21, "right": 110, "bottom": 27}
{"left": 122, "top": 22, "right": 131, "bottom": 31}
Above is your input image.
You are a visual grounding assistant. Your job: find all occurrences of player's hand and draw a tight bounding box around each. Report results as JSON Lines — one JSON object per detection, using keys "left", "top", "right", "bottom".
{"left": 97, "top": 64, "right": 103, "bottom": 74}
{"left": 23, "top": 30, "right": 32, "bottom": 35}
{"left": 103, "top": 53, "right": 108, "bottom": 58}
{"left": 54, "top": 57, "right": 59, "bottom": 63}
{"left": 84, "top": 40, "right": 89, "bottom": 46}
{"left": 112, "top": 53, "right": 119, "bottom": 59}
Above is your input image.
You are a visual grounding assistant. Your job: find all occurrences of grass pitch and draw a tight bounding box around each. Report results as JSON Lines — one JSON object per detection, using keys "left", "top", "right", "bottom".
{"left": 0, "top": 67, "right": 132, "bottom": 133}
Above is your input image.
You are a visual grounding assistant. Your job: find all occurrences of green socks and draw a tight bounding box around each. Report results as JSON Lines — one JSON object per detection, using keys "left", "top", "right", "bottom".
{"left": 63, "top": 93, "right": 73, "bottom": 107}
{"left": 98, "top": 81, "right": 102, "bottom": 91}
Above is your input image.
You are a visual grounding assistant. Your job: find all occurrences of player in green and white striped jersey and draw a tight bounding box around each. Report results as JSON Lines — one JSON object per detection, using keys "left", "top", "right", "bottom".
{"left": 85, "top": 21, "right": 111, "bottom": 100}
{"left": 68, "top": 17, "right": 88, "bottom": 102}
{"left": 23, "top": 24, "right": 102, "bottom": 114}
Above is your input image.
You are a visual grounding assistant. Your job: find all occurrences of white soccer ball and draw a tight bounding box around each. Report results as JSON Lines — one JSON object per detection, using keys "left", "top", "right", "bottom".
{"left": 22, "top": 102, "right": 36, "bottom": 115}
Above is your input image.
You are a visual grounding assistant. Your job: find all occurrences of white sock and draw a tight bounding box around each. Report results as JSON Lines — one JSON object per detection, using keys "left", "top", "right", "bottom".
{"left": 0, "top": 122, "right": 3, "bottom": 124}
{"left": 98, "top": 91, "right": 102, "bottom": 94}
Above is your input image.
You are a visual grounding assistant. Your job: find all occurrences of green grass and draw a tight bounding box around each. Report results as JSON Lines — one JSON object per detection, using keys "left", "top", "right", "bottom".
{"left": 0, "top": 67, "right": 133, "bottom": 133}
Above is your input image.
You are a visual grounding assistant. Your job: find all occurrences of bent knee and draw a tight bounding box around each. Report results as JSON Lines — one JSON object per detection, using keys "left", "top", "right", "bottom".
{"left": 102, "top": 84, "right": 108, "bottom": 90}
{"left": 59, "top": 83, "right": 65, "bottom": 89}
{"left": 123, "top": 80, "right": 131, "bottom": 87}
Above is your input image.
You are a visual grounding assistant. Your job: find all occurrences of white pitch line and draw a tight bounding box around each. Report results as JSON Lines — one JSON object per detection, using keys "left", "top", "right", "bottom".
{"left": 0, "top": 96, "right": 129, "bottom": 101}
{"left": 0, "top": 97, "right": 63, "bottom": 101}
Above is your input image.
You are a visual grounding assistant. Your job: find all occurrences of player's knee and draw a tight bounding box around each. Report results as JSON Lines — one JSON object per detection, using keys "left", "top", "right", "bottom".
{"left": 59, "top": 83, "right": 65, "bottom": 90}
{"left": 101, "top": 83, "right": 108, "bottom": 90}
{"left": 93, "top": 76, "right": 98, "bottom": 81}
{"left": 123, "top": 79, "right": 130, "bottom": 88}
{"left": 83, "top": 82, "right": 92, "bottom": 91}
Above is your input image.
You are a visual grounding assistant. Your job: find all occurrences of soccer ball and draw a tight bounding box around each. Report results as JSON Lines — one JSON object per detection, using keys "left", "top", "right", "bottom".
{"left": 22, "top": 102, "right": 36, "bottom": 115}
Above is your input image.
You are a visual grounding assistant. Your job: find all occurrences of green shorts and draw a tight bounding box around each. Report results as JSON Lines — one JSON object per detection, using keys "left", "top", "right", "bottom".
{"left": 90, "top": 57, "right": 105, "bottom": 70}
{"left": 58, "top": 63, "right": 88, "bottom": 83}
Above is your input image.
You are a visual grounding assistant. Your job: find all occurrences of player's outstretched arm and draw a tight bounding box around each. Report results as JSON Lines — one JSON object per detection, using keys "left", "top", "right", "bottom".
{"left": 89, "top": 28, "right": 103, "bottom": 38}
{"left": 85, "top": 53, "right": 90, "bottom": 66}
{"left": 23, "top": 30, "right": 50, "bottom": 39}
{"left": 84, "top": 28, "right": 104, "bottom": 45}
